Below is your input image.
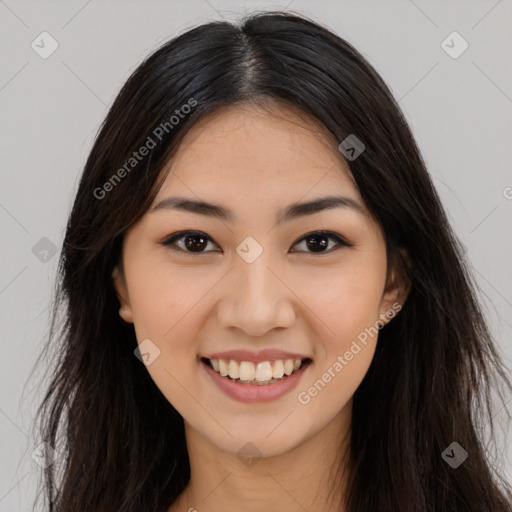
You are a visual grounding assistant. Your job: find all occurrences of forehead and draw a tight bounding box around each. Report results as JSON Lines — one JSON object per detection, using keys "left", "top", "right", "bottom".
{"left": 156, "top": 103, "right": 359, "bottom": 196}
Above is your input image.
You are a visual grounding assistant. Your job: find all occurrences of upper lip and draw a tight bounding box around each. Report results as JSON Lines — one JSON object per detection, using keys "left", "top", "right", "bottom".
{"left": 202, "top": 349, "right": 311, "bottom": 363}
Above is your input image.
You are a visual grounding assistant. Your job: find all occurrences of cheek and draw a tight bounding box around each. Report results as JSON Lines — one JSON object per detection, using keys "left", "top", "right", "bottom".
{"left": 297, "top": 270, "right": 382, "bottom": 418}
{"left": 305, "top": 266, "right": 384, "bottom": 413}
{"left": 295, "top": 262, "right": 385, "bottom": 347}
{"left": 127, "top": 268, "right": 205, "bottom": 410}
{"left": 127, "top": 259, "right": 212, "bottom": 339}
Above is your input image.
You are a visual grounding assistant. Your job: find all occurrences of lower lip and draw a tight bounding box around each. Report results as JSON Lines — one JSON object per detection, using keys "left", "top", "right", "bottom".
{"left": 201, "top": 359, "right": 311, "bottom": 403}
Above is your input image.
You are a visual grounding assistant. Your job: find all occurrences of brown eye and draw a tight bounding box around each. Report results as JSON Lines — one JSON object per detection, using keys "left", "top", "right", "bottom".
{"left": 290, "top": 231, "right": 352, "bottom": 254}
{"left": 160, "top": 231, "right": 220, "bottom": 255}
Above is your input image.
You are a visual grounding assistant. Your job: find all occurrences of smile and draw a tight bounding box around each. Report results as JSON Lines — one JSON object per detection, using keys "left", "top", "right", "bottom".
{"left": 200, "top": 356, "right": 312, "bottom": 403}
{"left": 203, "top": 357, "right": 310, "bottom": 384}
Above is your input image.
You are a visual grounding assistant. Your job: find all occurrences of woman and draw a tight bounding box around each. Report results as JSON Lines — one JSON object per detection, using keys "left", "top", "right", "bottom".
{"left": 31, "top": 10, "right": 512, "bottom": 512}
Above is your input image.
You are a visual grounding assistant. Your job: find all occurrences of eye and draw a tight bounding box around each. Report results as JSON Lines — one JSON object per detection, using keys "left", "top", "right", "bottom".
{"left": 160, "top": 230, "right": 220, "bottom": 255}
{"left": 290, "top": 230, "right": 353, "bottom": 254}
{"left": 159, "top": 230, "right": 352, "bottom": 256}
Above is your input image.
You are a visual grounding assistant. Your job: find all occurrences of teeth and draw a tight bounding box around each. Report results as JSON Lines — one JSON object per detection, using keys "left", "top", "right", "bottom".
{"left": 239, "top": 361, "right": 255, "bottom": 380}
{"left": 207, "top": 357, "right": 306, "bottom": 383}
{"left": 228, "top": 359, "right": 239, "bottom": 379}
{"left": 255, "top": 361, "right": 272, "bottom": 382}
{"left": 219, "top": 358, "right": 229, "bottom": 377}
{"left": 272, "top": 359, "right": 284, "bottom": 378}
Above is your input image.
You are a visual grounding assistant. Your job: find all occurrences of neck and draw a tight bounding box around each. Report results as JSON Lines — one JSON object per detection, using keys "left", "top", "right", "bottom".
{"left": 169, "top": 408, "right": 351, "bottom": 512}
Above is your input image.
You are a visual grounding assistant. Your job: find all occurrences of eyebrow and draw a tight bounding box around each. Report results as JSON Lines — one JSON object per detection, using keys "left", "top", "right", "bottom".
{"left": 149, "top": 195, "right": 365, "bottom": 223}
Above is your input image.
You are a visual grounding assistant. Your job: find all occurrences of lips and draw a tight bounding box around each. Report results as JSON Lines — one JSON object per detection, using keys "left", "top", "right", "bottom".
{"left": 198, "top": 349, "right": 313, "bottom": 403}
{"left": 201, "top": 357, "right": 311, "bottom": 403}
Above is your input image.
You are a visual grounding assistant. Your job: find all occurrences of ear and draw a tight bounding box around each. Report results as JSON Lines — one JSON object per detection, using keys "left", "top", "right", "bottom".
{"left": 112, "top": 265, "right": 133, "bottom": 323}
{"left": 378, "top": 248, "right": 411, "bottom": 327}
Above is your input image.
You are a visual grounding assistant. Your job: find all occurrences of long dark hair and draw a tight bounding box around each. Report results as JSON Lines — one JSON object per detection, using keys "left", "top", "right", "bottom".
{"left": 30, "top": 10, "right": 512, "bottom": 511}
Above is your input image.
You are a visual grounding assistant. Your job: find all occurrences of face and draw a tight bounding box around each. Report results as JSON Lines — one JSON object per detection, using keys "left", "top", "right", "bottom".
{"left": 113, "top": 103, "right": 408, "bottom": 458}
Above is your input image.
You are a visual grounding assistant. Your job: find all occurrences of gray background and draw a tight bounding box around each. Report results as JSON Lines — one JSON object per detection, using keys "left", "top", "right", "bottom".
{"left": 1, "top": 0, "right": 511, "bottom": 509}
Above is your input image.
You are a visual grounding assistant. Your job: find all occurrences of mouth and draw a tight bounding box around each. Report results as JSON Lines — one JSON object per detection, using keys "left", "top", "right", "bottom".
{"left": 200, "top": 357, "right": 313, "bottom": 385}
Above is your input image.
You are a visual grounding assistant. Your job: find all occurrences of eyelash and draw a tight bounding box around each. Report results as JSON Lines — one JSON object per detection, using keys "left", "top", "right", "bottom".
{"left": 159, "top": 230, "right": 353, "bottom": 256}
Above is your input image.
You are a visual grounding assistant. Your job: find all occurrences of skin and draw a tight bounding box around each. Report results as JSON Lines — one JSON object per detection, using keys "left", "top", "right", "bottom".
{"left": 112, "top": 103, "right": 409, "bottom": 512}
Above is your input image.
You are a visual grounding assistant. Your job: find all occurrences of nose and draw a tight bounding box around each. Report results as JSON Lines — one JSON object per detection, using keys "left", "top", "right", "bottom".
{"left": 216, "top": 249, "right": 297, "bottom": 337}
